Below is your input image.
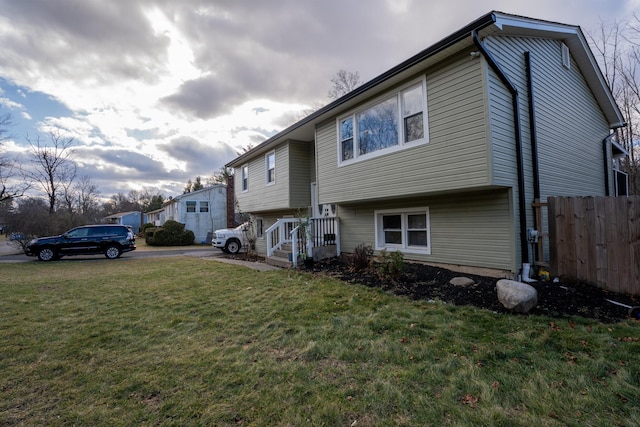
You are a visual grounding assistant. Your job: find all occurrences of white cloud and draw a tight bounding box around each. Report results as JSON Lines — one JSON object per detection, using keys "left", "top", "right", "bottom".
{"left": 0, "top": 0, "right": 637, "bottom": 199}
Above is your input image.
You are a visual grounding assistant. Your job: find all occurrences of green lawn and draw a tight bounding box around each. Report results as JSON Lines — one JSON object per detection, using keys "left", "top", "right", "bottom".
{"left": 1, "top": 257, "right": 638, "bottom": 426}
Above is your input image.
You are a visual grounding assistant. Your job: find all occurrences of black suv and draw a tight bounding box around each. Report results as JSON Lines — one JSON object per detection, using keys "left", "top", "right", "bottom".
{"left": 25, "top": 224, "right": 136, "bottom": 261}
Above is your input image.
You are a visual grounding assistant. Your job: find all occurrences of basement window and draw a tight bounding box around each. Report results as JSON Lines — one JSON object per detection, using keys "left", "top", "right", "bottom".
{"left": 374, "top": 207, "right": 431, "bottom": 254}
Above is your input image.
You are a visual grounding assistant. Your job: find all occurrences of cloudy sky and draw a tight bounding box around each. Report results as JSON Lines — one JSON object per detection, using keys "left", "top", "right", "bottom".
{"left": 0, "top": 0, "right": 638, "bottom": 200}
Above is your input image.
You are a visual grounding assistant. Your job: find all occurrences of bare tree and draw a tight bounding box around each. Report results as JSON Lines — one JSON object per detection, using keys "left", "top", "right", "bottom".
{"left": 72, "top": 175, "right": 101, "bottom": 220}
{"left": 128, "top": 187, "right": 163, "bottom": 213}
{"left": 102, "top": 192, "right": 136, "bottom": 216}
{"left": 0, "top": 112, "right": 29, "bottom": 203}
{"left": 588, "top": 18, "right": 640, "bottom": 194}
{"left": 209, "top": 167, "right": 232, "bottom": 185}
{"left": 26, "top": 129, "right": 77, "bottom": 214}
{"left": 328, "top": 69, "right": 361, "bottom": 100}
{"left": 4, "top": 197, "right": 51, "bottom": 247}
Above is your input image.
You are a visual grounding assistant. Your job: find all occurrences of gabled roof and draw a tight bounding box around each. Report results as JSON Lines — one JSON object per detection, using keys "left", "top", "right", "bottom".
{"left": 103, "top": 211, "right": 142, "bottom": 220}
{"left": 227, "top": 11, "right": 624, "bottom": 168}
{"left": 164, "top": 184, "right": 226, "bottom": 205}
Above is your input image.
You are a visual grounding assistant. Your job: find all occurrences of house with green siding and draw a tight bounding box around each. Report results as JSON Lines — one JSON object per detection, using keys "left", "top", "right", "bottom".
{"left": 226, "top": 11, "right": 626, "bottom": 277}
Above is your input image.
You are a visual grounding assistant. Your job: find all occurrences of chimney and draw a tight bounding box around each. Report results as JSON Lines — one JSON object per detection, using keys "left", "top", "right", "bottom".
{"left": 226, "top": 174, "right": 236, "bottom": 227}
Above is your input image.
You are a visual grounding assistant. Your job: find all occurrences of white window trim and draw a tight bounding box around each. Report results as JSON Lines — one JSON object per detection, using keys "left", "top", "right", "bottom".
{"left": 241, "top": 164, "right": 249, "bottom": 193}
{"left": 185, "top": 201, "right": 197, "bottom": 213}
{"left": 199, "top": 201, "right": 209, "bottom": 213}
{"left": 265, "top": 151, "right": 276, "bottom": 185}
{"left": 374, "top": 207, "right": 431, "bottom": 254}
{"left": 337, "top": 77, "right": 428, "bottom": 167}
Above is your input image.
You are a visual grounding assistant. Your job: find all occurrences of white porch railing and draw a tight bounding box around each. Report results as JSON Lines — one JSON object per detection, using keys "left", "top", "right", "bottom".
{"left": 265, "top": 218, "right": 300, "bottom": 257}
{"left": 266, "top": 217, "right": 340, "bottom": 267}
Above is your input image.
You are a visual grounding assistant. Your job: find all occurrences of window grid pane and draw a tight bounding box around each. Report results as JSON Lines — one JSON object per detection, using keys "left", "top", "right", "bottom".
{"left": 267, "top": 153, "right": 275, "bottom": 183}
{"left": 382, "top": 214, "right": 402, "bottom": 245}
{"left": 385, "top": 231, "right": 403, "bottom": 244}
{"left": 402, "top": 85, "right": 423, "bottom": 116}
{"left": 407, "top": 214, "right": 426, "bottom": 229}
{"left": 357, "top": 97, "right": 399, "bottom": 155}
{"left": 199, "top": 201, "right": 209, "bottom": 213}
{"left": 186, "top": 201, "right": 196, "bottom": 213}
{"left": 242, "top": 166, "right": 248, "bottom": 191}
{"left": 407, "top": 213, "right": 427, "bottom": 247}
{"left": 404, "top": 113, "right": 424, "bottom": 142}
{"left": 341, "top": 118, "right": 354, "bottom": 161}
{"left": 407, "top": 231, "right": 428, "bottom": 246}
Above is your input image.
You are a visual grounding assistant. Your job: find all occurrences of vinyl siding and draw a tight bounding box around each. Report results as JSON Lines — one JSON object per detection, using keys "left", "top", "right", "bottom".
{"left": 487, "top": 35, "right": 609, "bottom": 198}
{"left": 289, "top": 141, "right": 312, "bottom": 208}
{"left": 235, "top": 141, "right": 313, "bottom": 213}
{"left": 485, "top": 35, "right": 612, "bottom": 266}
{"left": 338, "top": 189, "right": 515, "bottom": 271}
{"left": 316, "top": 51, "right": 490, "bottom": 205}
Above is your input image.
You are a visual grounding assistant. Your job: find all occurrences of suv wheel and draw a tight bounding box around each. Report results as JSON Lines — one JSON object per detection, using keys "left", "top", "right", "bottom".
{"left": 225, "top": 239, "right": 241, "bottom": 254}
{"left": 38, "top": 247, "right": 57, "bottom": 262}
{"left": 105, "top": 245, "right": 122, "bottom": 259}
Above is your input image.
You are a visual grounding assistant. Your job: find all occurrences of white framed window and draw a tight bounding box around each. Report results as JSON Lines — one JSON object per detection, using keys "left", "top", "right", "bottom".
{"left": 338, "top": 78, "right": 427, "bottom": 165}
{"left": 266, "top": 151, "right": 275, "bottom": 184}
{"left": 186, "top": 201, "right": 196, "bottom": 213}
{"left": 374, "top": 207, "right": 430, "bottom": 254}
{"left": 199, "top": 201, "right": 209, "bottom": 213}
{"left": 241, "top": 165, "right": 249, "bottom": 192}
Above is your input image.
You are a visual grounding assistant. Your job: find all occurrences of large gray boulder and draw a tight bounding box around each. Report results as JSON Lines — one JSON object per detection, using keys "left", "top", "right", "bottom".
{"left": 496, "top": 279, "right": 538, "bottom": 313}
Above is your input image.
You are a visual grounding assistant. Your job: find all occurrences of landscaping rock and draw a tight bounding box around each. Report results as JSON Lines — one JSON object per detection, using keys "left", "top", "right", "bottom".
{"left": 496, "top": 279, "right": 538, "bottom": 313}
{"left": 450, "top": 277, "right": 475, "bottom": 286}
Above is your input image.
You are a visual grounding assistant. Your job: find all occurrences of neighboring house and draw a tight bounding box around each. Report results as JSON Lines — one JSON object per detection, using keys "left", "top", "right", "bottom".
{"left": 103, "top": 211, "right": 146, "bottom": 234}
{"left": 146, "top": 207, "right": 166, "bottom": 227}
{"left": 163, "top": 185, "right": 227, "bottom": 243}
{"left": 226, "top": 11, "right": 626, "bottom": 276}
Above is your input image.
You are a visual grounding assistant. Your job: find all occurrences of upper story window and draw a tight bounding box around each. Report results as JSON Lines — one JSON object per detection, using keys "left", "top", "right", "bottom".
{"left": 338, "top": 78, "right": 427, "bottom": 165}
{"left": 186, "top": 201, "right": 196, "bottom": 213}
{"left": 199, "top": 201, "right": 209, "bottom": 213}
{"left": 241, "top": 165, "right": 249, "bottom": 192}
{"left": 266, "top": 151, "right": 275, "bottom": 184}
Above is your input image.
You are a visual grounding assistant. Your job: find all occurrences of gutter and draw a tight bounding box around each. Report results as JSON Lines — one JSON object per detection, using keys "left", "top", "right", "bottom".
{"left": 472, "top": 30, "right": 529, "bottom": 266}
{"left": 525, "top": 52, "right": 541, "bottom": 200}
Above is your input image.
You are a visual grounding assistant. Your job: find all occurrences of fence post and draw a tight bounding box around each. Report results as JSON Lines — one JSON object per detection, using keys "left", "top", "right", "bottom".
{"left": 548, "top": 197, "right": 558, "bottom": 277}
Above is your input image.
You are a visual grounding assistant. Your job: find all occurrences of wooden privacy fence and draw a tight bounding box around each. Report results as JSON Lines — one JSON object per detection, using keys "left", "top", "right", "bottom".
{"left": 548, "top": 196, "right": 640, "bottom": 295}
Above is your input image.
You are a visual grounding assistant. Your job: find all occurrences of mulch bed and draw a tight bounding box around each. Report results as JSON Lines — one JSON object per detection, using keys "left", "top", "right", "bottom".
{"left": 302, "top": 256, "right": 640, "bottom": 324}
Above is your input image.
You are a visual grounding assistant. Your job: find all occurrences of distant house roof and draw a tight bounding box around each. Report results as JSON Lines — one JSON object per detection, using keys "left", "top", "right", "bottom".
{"left": 146, "top": 207, "right": 165, "bottom": 215}
{"left": 103, "top": 211, "right": 142, "bottom": 220}
{"left": 227, "top": 10, "right": 624, "bottom": 168}
{"left": 164, "top": 184, "right": 226, "bottom": 206}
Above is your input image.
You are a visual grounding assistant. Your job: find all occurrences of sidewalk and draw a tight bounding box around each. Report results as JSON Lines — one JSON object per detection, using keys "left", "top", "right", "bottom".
{"left": 0, "top": 240, "right": 22, "bottom": 256}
